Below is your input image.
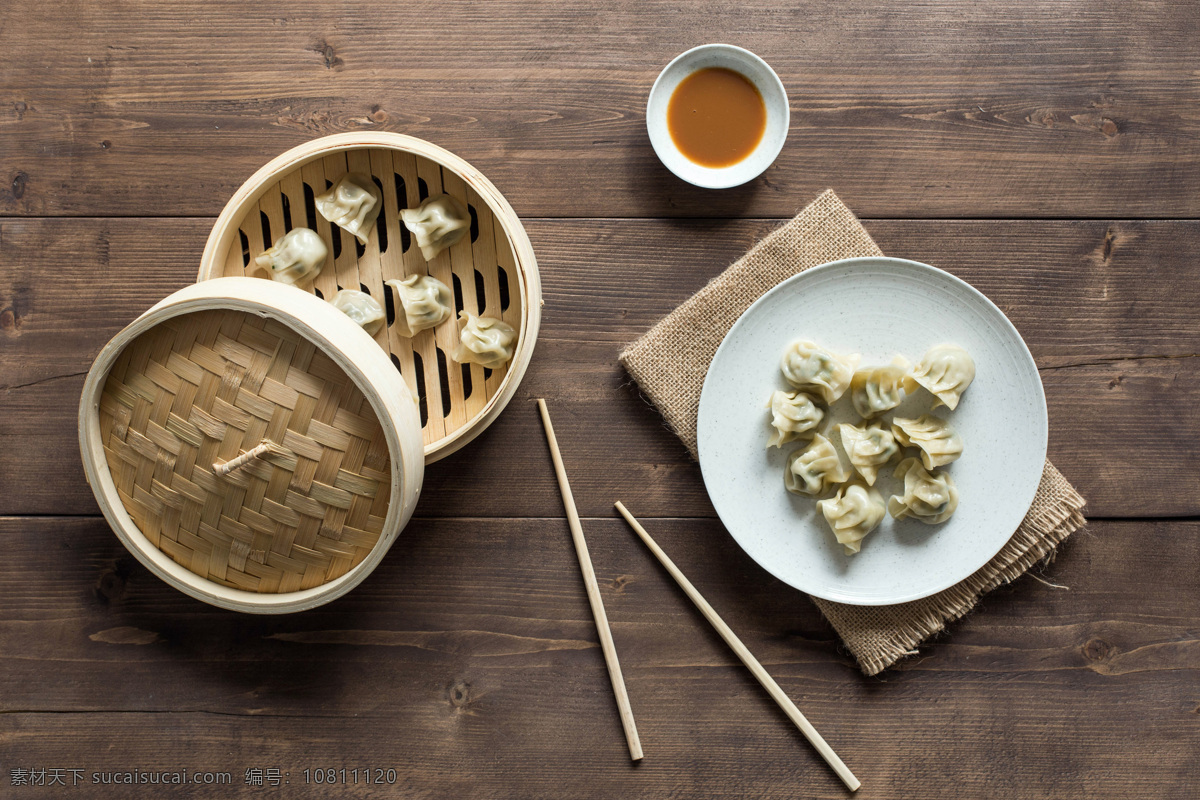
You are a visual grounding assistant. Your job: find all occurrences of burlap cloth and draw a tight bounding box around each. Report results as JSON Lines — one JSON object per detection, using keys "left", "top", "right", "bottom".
{"left": 619, "top": 189, "right": 1087, "bottom": 675}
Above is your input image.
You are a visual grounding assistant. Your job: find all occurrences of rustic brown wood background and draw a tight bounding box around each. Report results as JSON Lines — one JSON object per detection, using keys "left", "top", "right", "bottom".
{"left": 2, "top": 1, "right": 1198, "bottom": 797}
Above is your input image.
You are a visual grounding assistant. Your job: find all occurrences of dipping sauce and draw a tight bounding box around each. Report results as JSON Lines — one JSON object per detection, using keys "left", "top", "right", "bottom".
{"left": 667, "top": 67, "right": 767, "bottom": 168}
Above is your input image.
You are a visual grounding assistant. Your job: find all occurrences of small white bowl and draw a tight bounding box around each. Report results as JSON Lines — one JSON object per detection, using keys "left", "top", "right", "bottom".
{"left": 647, "top": 44, "right": 789, "bottom": 189}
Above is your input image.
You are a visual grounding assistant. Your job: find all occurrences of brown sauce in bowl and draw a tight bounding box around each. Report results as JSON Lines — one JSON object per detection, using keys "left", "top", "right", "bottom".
{"left": 667, "top": 67, "right": 767, "bottom": 168}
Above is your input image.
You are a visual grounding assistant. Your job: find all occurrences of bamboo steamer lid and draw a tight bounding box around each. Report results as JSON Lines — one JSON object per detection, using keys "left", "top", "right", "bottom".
{"left": 78, "top": 278, "right": 425, "bottom": 613}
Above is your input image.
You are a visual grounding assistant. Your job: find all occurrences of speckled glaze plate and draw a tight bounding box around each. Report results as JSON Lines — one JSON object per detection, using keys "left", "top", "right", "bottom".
{"left": 697, "top": 257, "right": 1047, "bottom": 605}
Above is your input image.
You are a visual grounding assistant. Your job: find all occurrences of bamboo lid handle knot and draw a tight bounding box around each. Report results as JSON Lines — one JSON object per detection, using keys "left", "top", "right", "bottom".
{"left": 213, "top": 439, "right": 285, "bottom": 477}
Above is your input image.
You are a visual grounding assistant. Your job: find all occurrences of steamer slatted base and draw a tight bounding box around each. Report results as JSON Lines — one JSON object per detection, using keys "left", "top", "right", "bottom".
{"left": 209, "top": 144, "right": 528, "bottom": 457}
{"left": 97, "top": 308, "right": 393, "bottom": 594}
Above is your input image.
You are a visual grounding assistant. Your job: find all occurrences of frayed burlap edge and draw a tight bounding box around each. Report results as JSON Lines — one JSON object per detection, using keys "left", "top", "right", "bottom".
{"left": 617, "top": 189, "right": 1088, "bottom": 675}
{"left": 812, "top": 460, "right": 1087, "bottom": 675}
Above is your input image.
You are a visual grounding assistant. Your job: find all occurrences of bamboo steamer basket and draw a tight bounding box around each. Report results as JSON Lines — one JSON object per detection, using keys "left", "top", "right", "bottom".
{"left": 196, "top": 132, "right": 541, "bottom": 463}
{"left": 78, "top": 277, "right": 426, "bottom": 613}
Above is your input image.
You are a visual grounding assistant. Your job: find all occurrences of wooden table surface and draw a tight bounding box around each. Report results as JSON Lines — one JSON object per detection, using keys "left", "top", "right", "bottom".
{"left": 2, "top": 2, "right": 1198, "bottom": 797}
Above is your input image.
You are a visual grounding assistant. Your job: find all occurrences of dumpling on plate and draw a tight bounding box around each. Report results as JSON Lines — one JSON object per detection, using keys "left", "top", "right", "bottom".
{"left": 907, "top": 344, "right": 975, "bottom": 410}
{"left": 254, "top": 227, "right": 327, "bottom": 285}
{"left": 836, "top": 421, "right": 900, "bottom": 486}
{"left": 892, "top": 414, "right": 963, "bottom": 469}
{"left": 779, "top": 340, "right": 860, "bottom": 404}
{"left": 316, "top": 173, "right": 382, "bottom": 245}
{"left": 850, "top": 356, "right": 911, "bottom": 419}
{"left": 385, "top": 274, "right": 453, "bottom": 337}
{"left": 888, "top": 457, "right": 959, "bottom": 524}
{"left": 329, "top": 289, "right": 385, "bottom": 336}
{"left": 817, "top": 481, "right": 885, "bottom": 555}
{"left": 453, "top": 311, "right": 517, "bottom": 369}
{"left": 401, "top": 194, "right": 470, "bottom": 261}
{"left": 784, "top": 432, "right": 851, "bottom": 497}
{"left": 765, "top": 390, "right": 824, "bottom": 448}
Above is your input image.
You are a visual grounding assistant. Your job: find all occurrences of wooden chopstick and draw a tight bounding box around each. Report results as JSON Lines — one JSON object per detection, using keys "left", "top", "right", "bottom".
{"left": 614, "top": 501, "right": 860, "bottom": 791}
{"left": 537, "top": 400, "right": 643, "bottom": 762}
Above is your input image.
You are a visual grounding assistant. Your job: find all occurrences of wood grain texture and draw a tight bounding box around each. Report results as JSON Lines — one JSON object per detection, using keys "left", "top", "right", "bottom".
{"left": 2, "top": 1, "right": 1198, "bottom": 219}
{"left": 3, "top": 217, "right": 1197, "bottom": 516}
{"left": 1, "top": 516, "right": 1197, "bottom": 799}
{"left": 4, "top": 2, "right": 1198, "bottom": 792}
{"left": 538, "top": 400, "right": 644, "bottom": 761}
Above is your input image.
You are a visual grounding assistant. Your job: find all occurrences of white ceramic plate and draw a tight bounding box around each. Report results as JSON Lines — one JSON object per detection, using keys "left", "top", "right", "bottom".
{"left": 697, "top": 257, "right": 1047, "bottom": 605}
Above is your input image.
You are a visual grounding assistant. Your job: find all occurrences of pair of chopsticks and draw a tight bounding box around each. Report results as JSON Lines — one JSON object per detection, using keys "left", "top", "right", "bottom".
{"left": 537, "top": 400, "right": 860, "bottom": 792}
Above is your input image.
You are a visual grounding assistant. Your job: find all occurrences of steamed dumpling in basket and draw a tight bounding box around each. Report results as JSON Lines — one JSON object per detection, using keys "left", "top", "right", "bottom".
{"left": 330, "top": 289, "right": 385, "bottom": 337}
{"left": 254, "top": 227, "right": 327, "bottom": 285}
{"left": 316, "top": 173, "right": 382, "bottom": 245}
{"left": 453, "top": 311, "right": 517, "bottom": 369}
{"left": 402, "top": 194, "right": 470, "bottom": 261}
{"left": 385, "top": 275, "right": 453, "bottom": 337}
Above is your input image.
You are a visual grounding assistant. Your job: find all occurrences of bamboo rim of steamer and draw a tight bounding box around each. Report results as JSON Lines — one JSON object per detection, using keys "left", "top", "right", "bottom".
{"left": 196, "top": 132, "right": 542, "bottom": 464}
{"left": 78, "top": 278, "right": 425, "bottom": 613}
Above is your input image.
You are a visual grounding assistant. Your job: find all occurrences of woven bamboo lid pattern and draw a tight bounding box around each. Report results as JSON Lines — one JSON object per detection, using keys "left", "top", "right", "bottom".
{"left": 99, "top": 308, "right": 391, "bottom": 593}
{"left": 80, "top": 278, "right": 425, "bottom": 613}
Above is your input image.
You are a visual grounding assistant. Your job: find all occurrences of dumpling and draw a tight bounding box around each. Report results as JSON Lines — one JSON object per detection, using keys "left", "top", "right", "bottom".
{"left": 385, "top": 275, "right": 453, "bottom": 336}
{"left": 765, "top": 390, "right": 824, "bottom": 448}
{"left": 330, "top": 289, "right": 385, "bottom": 336}
{"left": 254, "top": 227, "right": 327, "bottom": 285}
{"left": 817, "top": 481, "right": 885, "bottom": 555}
{"left": 779, "top": 340, "right": 860, "bottom": 403}
{"left": 836, "top": 422, "right": 899, "bottom": 486}
{"left": 401, "top": 194, "right": 470, "bottom": 261}
{"left": 887, "top": 457, "right": 959, "bottom": 524}
{"left": 453, "top": 311, "right": 517, "bottom": 369}
{"left": 850, "top": 356, "right": 911, "bottom": 419}
{"left": 315, "top": 173, "right": 382, "bottom": 245}
{"left": 892, "top": 414, "right": 963, "bottom": 469}
{"left": 784, "top": 433, "right": 851, "bottom": 497}
{"left": 907, "top": 344, "right": 975, "bottom": 410}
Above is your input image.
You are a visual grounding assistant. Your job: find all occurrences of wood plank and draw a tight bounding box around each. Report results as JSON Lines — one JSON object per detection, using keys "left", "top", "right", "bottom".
{"left": 0, "top": 516, "right": 1196, "bottom": 798}
{"left": 2, "top": 1, "right": 1198, "bottom": 219}
{"left": 2, "top": 217, "right": 1198, "bottom": 516}
{"left": 7, "top": 4, "right": 1194, "bottom": 796}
